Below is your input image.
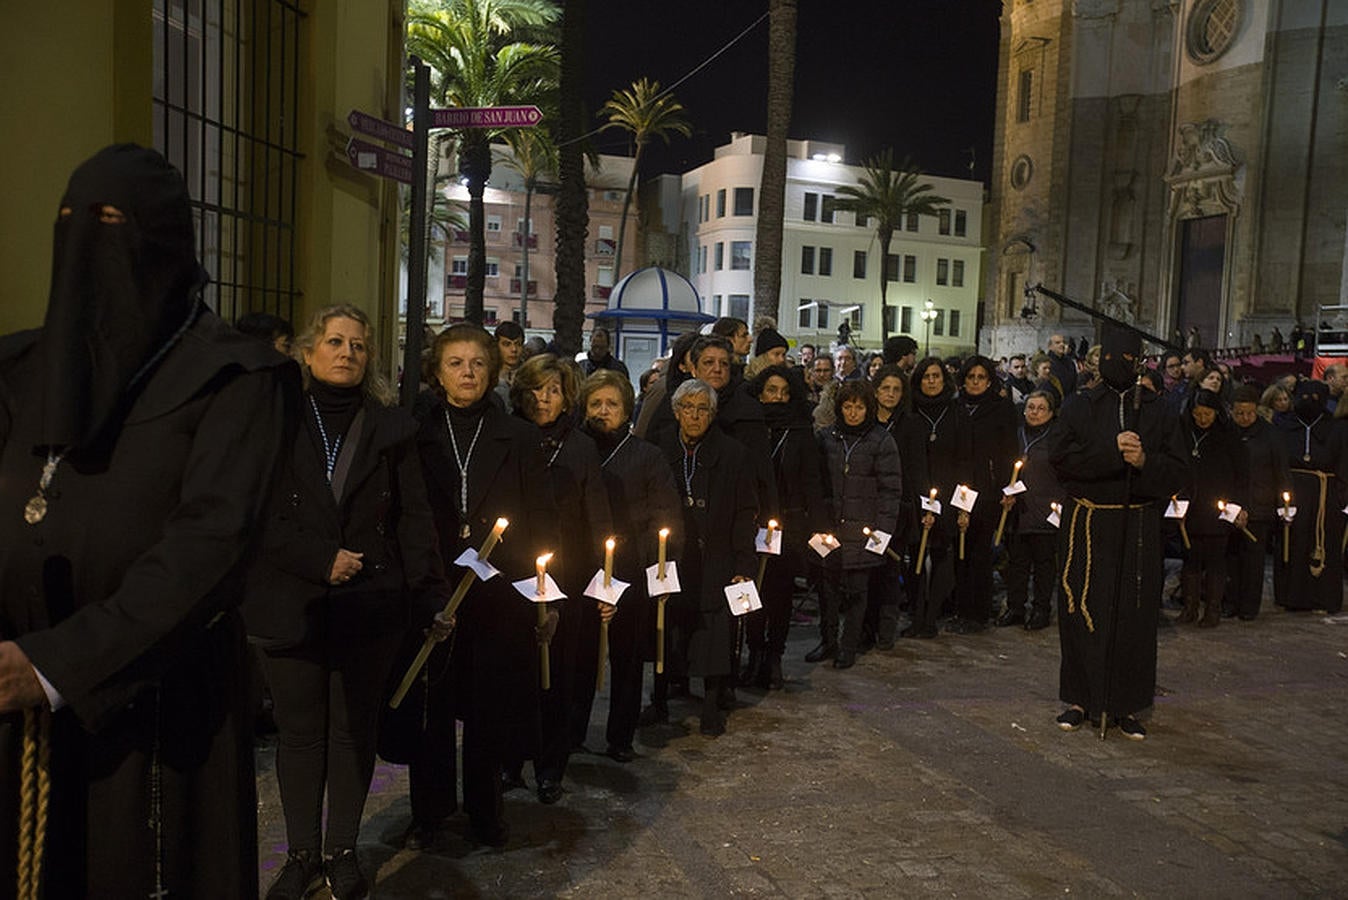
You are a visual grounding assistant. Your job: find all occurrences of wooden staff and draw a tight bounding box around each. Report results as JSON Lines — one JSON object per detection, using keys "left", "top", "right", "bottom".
{"left": 1282, "top": 492, "right": 1291, "bottom": 564}
{"left": 597, "top": 538, "right": 615, "bottom": 691}
{"left": 536, "top": 553, "right": 552, "bottom": 691}
{"left": 390, "top": 517, "right": 508, "bottom": 708}
{"left": 915, "top": 489, "right": 937, "bottom": 574}
{"left": 656, "top": 528, "right": 669, "bottom": 674}
{"left": 992, "top": 459, "right": 1024, "bottom": 547}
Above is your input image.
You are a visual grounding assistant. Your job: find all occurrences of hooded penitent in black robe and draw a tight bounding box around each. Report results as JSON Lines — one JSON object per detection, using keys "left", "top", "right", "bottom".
{"left": 1051, "top": 377, "right": 1186, "bottom": 719}
{"left": 0, "top": 145, "right": 293, "bottom": 898}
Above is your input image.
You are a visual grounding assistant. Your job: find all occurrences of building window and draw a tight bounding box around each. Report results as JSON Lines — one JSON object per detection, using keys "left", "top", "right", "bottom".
{"left": 853, "top": 250, "right": 867, "bottom": 279}
{"left": 485, "top": 259, "right": 500, "bottom": 278}
{"left": 938, "top": 209, "right": 952, "bottom": 236}
{"left": 716, "top": 189, "right": 726, "bottom": 217}
{"left": 903, "top": 255, "right": 917, "bottom": 283}
{"left": 798, "top": 300, "right": 814, "bottom": 330}
{"left": 801, "top": 245, "right": 815, "bottom": 274}
{"left": 817, "top": 303, "right": 830, "bottom": 330}
{"left": 954, "top": 209, "right": 967, "bottom": 237}
{"left": 730, "top": 241, "right": 752, "bottom": 271}
{"left": 728, "top": 294, "right": 750, "bottom": 320}
{"left": 597, "top": 266, "right": 614, "bottom": 287}
{"left": 936, "top": 258, "right": 949, "bottom": 285}
{"left": 698, "top": 245, "right": 707, "bottom": 274}
{"left": 451, "top": 257, "right": 468, "bottom": 275}
{"left": 820, "top": 194, "right": 836, "bottom": 224}
{"left": 933, "top": 309, "right": 945, "bottom": 336}
{"left": 901, "top": 305, "right": 913, "bottom": 332}
{"left": 1017, "top": 70, "right": 1032, "bottom": 122}
{"left": 803, "top": 192, "right": 818, "bottom": 222}
{"left": 599, "top": 224, "right": 614, "bottom": 240}
{"left": 733, "top": 187, "right": 754, "bottom": 216}
{"left": 952, "top": 259, "right": 965, "bottom": 287}
{"left": 856, "top": 213, "right": 869, "bottom": 229}
{"left": 949, "top": 309, "right": 961, "bottom": 337}
{"left": 906, "top": 212, "right": 919, "bottom": 232}
{"left": 698, "top": 195, "right": 709, "bottom": 223}
{"left": 712, "top": 294, "right": 722, "bottom": 314}
{"left": 885, "top": 253, "right": 899, "bottom": 282}
{"left": 844, "top": 305, "right": 864, "bottom": 330}
{"left": 714, "top": 242, "right": 724, "bottom": 271}
{"left": 486, "top": 215, "right": 503, "bottom": 233}
{"left": 818, "top": 247, "right": 833, "bottom": 277}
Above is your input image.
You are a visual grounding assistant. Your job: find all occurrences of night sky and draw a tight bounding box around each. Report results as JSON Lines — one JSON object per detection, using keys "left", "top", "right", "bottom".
{"left": 584, "top": 0, "right": 1004, "bottom": 183}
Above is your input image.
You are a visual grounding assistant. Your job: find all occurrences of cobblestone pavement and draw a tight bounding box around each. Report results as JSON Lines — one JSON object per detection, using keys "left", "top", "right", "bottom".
{"left": 257, "top": 603, "right": 1348, "bottom": 898}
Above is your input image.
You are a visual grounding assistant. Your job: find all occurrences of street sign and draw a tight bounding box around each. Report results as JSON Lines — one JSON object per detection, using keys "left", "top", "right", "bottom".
{"left": 346, "top": 138, "right": 414, "bottom": 185}
{"left": 347, "top": 109, "right": 414, "bottom": 150}
{"left": 430, "top": 105, "right": 543, "bottom": 129}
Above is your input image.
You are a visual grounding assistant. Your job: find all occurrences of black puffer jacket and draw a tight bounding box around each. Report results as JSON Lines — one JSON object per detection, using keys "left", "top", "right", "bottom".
{"left": 1011, "top": 420, "right": 1065, "bottom": 535}
{"left": 819, "top": 422, "right": 902, "bottom": 569}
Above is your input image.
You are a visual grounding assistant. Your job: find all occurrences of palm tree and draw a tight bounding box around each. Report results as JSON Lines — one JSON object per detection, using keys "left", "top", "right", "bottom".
{"left": 754, "top": 0, "right": 797, "bottom": 325}
{"left": 500, "top": 127, "right": 558, "bottom": 327}
{"left": 551, "top": 0, "right": 588, "bottom": 355}
{"left": 833, "top": 150, "right": 950, "bottom": 343}
{"left": 407, "top": 0, "right": 560, "bottom": 323}
{"left": 597, "top": 78, "right": 691, "bottom": 283}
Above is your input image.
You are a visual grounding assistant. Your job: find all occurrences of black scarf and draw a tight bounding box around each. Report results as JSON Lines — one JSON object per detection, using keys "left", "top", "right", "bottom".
{"left": 834, "top": 417, "right": 872, "bottom": 438}
{"left": 914, "top": 390, "right": 953, "bottom": 416}
{"left": 586, "top": 422, "right": 629, "bottom": 458}
{"left": 36, "top": 144, "right": 206, "bottom": 454}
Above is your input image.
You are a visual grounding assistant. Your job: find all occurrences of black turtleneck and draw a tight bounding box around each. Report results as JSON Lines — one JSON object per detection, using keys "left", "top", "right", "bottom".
{"left": 445, "top": 392, "right": 492, "bottom": 448}
{"left": 307, "top": 378, "right": 363, "bottom": 441}
{"left": 587, "top": 423, "right": 628, "bottom": 458}
{"left": 834, "top": 417, "right": 873, "bottom": 438}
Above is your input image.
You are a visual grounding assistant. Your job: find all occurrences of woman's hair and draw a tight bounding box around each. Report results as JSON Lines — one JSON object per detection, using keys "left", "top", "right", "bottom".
{"left": 580, "top": 369, "right": 636, "bottom": 420}
{"left": 833, "top": 378, "right": 878, "bottom": 422}
{"left": 959, "top": 354, "right": 1001, "bottom": 391}
{"left": 671, "top": 378, "right": 718, "bottom": 416}
{"left": 511, "top": 353, "right": 580, "bottom": 418}
{"left": 870, "top": 364, "right": 908, "bottom": 410}
{"left": 1259, "top": 383, "right": 1290, "bottom": 409}
{"left": 1024, "top": 389, "right": 1057, "bottom": 414}
{"left": 294, "top": 303, "right": 394, "bottom": 404}
{"left": 711, "top": 316, "right": 747, "bottom": 339}
{"left": 423, "top": 322, "right": 500, "bottom": 399}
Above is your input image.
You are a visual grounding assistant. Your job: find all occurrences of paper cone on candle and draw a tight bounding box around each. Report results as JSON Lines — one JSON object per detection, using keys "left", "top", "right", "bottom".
{"left": 808, "top": 533, "right": 839, "bottom": 558}
{"left": 950, "top": 484, "right": 978, "bottom": 513}
{"left": 453, "top": 548, "right": 502, "bottom": 581}
{"left": 584, "top": 571, "right": 631, "bottom": 605}
{"left": 755, "top": 526, "right": 783, "bottom": 555}
{"left": 645, "top": 561, "right": 681, "bottom": 596}
{"left": 723, "top": 581, "right": 763, "bottom": 616}
{"left": 512, "top": 574, "right": 566, "bottom": 602}
{"left": 862, "top": 527, "right": 893, "bottom": 556}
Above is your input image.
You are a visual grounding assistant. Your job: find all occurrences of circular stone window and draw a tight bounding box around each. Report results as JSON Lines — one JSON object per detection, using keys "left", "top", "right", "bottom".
{"left": 1010, "top": 155, "right": 1033, "bottom": 191}
{"left": 1186, "top": 0, "right": 1241, "bottom": 65}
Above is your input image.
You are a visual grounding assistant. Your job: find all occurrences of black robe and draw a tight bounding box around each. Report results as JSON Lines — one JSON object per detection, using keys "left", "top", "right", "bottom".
{"left": 0, "top": 311, "right": 292, "bottom": 898}
{"left": 1274, "top": 414, "right": 1348, "bottom": 612}
{"left": 1050, "top": 384, "right": 1186, "bottom": 718}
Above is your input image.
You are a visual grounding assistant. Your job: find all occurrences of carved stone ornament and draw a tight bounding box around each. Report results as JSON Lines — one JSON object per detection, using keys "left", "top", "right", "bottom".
{"left": 1166, "top": 120, "right": 1242, "bottom": 219}
{"left": 1073, "top": 0, "right": 1119, "bottom": 19}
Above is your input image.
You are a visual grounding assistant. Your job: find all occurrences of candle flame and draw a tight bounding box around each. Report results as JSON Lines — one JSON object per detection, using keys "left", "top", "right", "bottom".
{"left": 494, "top": 517, "right": 509, "bottom": 531}
{"left": 862, "top": 526, "right": 872, "bottom": 535}
{"left": 659, "top": 527, "right": 670, "bottom": 538}
{"left": 605, "top": 537, "right": 616, "bottom": 550}
{"left": 1217, "top": 500, "right": 1226, "bottom": 511}
{"left": 1014, "top": 460, "right": 1023, "bottom": 470}
{"left": 1283, "top": 492, "right": 1290, "bottom": 503}
{"left": 768, "top": 519, "right": 779, "bottom": 529}
{"left": 537, "top": 553, "right": 553, "bottom": 566}
{"left": 929, "top": 487, "right": 938, "bottom": 498}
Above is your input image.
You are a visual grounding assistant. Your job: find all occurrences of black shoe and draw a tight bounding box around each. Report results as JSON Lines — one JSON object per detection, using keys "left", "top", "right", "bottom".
{"left": 946, "top": 617, "right": 986, "bottom": 635}
{"left": 606, "top": 744, "right": 637, "bottom": 763}
{"left": 324, "top": 849, "right": 368, "bottom": 900}
{"left": 699, "top": 711, "right": 726, "bottom": 737}
{"left": 875, "top": 635, "right": 896, "bottom": 650}
{"left": 537, "top": 779, "right": 563, "bottom": 804}
{"left": 638, "top": 703, "right": 669, "bottom": 726}
{"left": 1024, "top": 612, "right": 1051, "bottom": 631}
{"left": 739, "top": 650, "right": 762, "bottom": 686}
{"left": 833, "top": 651, "right": 856, "bottom": 669}
{"left": 500, "top": 769, "right": 526, "bottom": 792}
{"left": 403, "top": 821, "right": 446, "bottom": 852}
{"left": 857, "top": 633, "right": 876, "bottom": 653}
{"left": 1056, "top": 707, "right": 1086, "bottom": 732}
{"left": 1114, "top": 716, "right": 1147, "bottom": 741}
{"left": 469, "top": 819, "right": 510, "bottom": 848}
{"left": 266, "top": 849, "right": 324, "bottom": 900}
{"left": 994, "top": 609, "right": 1024, "bottom": 627}
{"left": 667, "top": 678, "right": 691, "bottom": 699}
{"left": 767, "top": 655, "right": 784, "bottom": 690}
{"left": 717, "top": 684, "right": 737, "bottom": 711}
{"left": 804, "top": 642, "right": 837, "bottom": 663}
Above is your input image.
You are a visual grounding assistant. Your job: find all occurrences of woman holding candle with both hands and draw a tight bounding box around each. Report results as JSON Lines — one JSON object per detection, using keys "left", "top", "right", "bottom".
{"left": 382, "top": 323, "right": 558, "bottom": 851}
{"left": 579, "top": 370, "right": 683, "bottom": 759}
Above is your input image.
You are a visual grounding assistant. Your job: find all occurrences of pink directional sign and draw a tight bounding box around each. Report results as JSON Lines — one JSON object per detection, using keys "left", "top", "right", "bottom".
{"left": 346, "top": 138, "right": 414, "bottom": 185}
{"left": 431, "top": 105, "right": 543, "bottom": 129}
{"left": 347, "top": 110, "right": 414, "bottom": 150}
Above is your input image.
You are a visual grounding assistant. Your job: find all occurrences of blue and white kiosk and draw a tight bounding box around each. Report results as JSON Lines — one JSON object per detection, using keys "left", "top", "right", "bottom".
{"left": 586, "top": 266, "right": 715, "bottom": 385}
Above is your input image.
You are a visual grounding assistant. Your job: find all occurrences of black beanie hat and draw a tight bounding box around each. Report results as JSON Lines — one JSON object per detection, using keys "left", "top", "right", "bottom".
{"left": 754, "top": 328, "right": 788, "bottom": 357}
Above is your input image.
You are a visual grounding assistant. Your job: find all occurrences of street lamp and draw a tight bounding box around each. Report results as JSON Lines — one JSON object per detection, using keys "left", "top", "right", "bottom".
{"left": 921, "top": 299, "right": 938, "bottom": 357}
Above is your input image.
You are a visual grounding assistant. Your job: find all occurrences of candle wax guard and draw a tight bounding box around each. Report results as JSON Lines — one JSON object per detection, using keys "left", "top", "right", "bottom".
{"left": 584, "top": 570, "right": 631, "bottom": 606}
{"left": 1165, "top": 499, "right": 1190, "bottom": 519}
{"left": 950, "top": 485, "right": 979, "bottom": 513}
{"left": 1217, "top": 502, "right": 1243, "bottom": 524}
{"left": 645, "top": 561, "right": 682, "bottom": 596}
{"left": 808, "top": 533, "right": 838, "bottom": 558}
{"left": 863, "top": 528, "right": 893, "bottom": 556}
{"left": 1002, "top": 480, "right": 1028, "bottom": 497}
{"left": 1046, "top": 507, "right": 1061, "bottom": 528}
{"left": 511, "top": 573, "right": 566, "bottom": 603}
{"left": 1277, "top": 506, "right": 1297, "bottom": 523}
{"left": 919, "top": 496, "right": 943, "bottom": 515}
{"left": 454, "top": 548, "right": 502, "bottom": 581}
{"left": 723, "top": 580, "right": 763, "bottom": 616}
{"left": 755, "top": 528, "right": 783, "bottom": 555}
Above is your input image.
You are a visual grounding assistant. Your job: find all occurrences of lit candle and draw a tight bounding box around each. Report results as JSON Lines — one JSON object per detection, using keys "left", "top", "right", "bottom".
{"left": 481, "top": 517, "right": 508, "bottom": 558}
{"left": 603, "top": 537, "right": 615, "bottom": 588}
{"left": 1009, "top": 459, "right": 1024, "bottom": 487}
{"left": 993, "top": 461, "right": 1023, "bottom": 547}
{"left": 657, "top": 527, "right": 669, "bottom": 580}
{"left": 536, "top": 553, "right": 552, "bottom": 596}
{"left": 1282, "top": 491, "right": 1291, "bottom": 565}
{"left": 916, "top": 489, "right": 937, "bottom": 574}
{"left": 766, "top": 518, "right": 779, "bottom": 545}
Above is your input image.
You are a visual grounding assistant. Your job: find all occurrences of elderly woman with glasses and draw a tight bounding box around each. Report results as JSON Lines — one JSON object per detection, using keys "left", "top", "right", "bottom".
{"left": 658, "top": 379, "right": 758, "bottom": 736}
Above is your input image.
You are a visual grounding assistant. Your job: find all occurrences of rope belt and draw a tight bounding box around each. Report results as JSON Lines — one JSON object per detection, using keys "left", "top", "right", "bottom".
{"left": 1290, "top": 468, "right": 1332, "bottom": 577}
{"left": 16, "top": 706, "right": 50, "bottom": 900}
{"left": 1060, "top": 497, "right": 1149, "bottom": 633}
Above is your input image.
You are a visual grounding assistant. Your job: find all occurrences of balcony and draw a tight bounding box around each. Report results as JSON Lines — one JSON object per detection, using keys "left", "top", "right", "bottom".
{"left": 592, "top": 284, "right": 612, "bottom": 300}
{"left": 512, "top": 232, "right": 538, "bottom": 249}
{"left": 447, "top": 274, "right": 467, "bottom": 290}
{"left": 451, "top": 229, "right": 470, "bottom": 243}
{"left": 594, "top": 238, "right": 615, "bottom": 256}
{"left": 509, "top": 278, "right": 538, "bottom": 295}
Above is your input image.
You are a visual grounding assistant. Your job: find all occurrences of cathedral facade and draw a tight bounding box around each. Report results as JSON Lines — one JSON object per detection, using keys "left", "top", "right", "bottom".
{"left": 984, "top": 0, "right": 1347, "bottom": 356}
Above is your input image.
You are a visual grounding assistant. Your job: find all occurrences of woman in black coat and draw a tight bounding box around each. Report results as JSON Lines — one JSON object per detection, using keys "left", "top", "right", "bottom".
{"left": 508, "top": 353, "right": 613, "bottom": 801}
{"left": 813, "top": 380, "right": 903, "bottom": 668}
{"left": 746, "top": 365, "right": 826, "bottom": 687}
{"left": 867, "top": 364, "right": 928, "bottom": 648}
{"left": 660, "top": 379, "right": 758, "bottom": 736}
{"left": 1177, "top": 389, "right": 1249, "bottom": 626}
{"left": 243, "top": 304, "right": 449, "bottom": 899}
{"left": 905, "top": 357, "right": 971, "bottom": 638}
{"left": 579, "top": 370, "right": 683, "bottom": 757}
{"left": 388, "top": 323, "right": 558, "bottom": 850}
{"left": 951, "top": 355, "right": 1019, "bottom": 633}
{"left": 996, "top": 389, "right": 1065, "bottom": 630}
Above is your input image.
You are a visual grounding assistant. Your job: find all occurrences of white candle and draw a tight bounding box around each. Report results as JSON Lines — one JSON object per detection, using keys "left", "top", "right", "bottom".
{"left": 603, "top": 537, "right": 615, "bottom": 587}
{"left": 536, "top": 553, "right": 552, "bottom": 595}
{"left": 657, "top": 527, "right": 669, "bottom": 580}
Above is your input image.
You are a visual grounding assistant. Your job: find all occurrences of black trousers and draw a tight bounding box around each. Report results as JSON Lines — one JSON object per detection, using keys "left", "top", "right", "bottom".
{"left": 821, "top": 567, "right": 870, "bottom": 652}
{"left": 1004, "top": 531, "right": 1058, "bottom": 618}
{"left": 1227, "top": 520, "right": 1270, "bottom": 618}
{"left": 863, "top": 556, "right": 903, "bottom": 643}
{"left": 1182, "top": 533, "right": 1228, "bottom": 611}
{"left": 748, "top": 548, "right": 800, "bottom": 657}
{"left": 569, "top": 586, "right": 649, "bottom": 753}
{"left": 263, "top": 624, "right": 401, "bottom": 853}
{"left": 911, "top": 535, "right": 956, "bottom": 633}
{"left": 953, "top": 515, "right": 996, "bottom": 622}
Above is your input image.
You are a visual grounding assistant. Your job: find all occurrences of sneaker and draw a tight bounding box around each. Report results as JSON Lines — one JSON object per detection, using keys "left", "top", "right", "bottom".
{"left": 1056, "top": 708, "right": 1086, "bottom": 731}
{"left": 1114, "top": 716, "right": 1147, "bottom": 741}
{"left": 265, "top": 849, "right": 324, "bottom": 900}
{"left": 324, "top": 848, "right": 368, "bottom": 900}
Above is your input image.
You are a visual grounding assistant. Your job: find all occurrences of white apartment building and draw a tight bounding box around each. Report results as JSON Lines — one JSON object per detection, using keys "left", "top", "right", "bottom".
{"left": 680, "top": 132, "right": 986, "bottom": 357}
